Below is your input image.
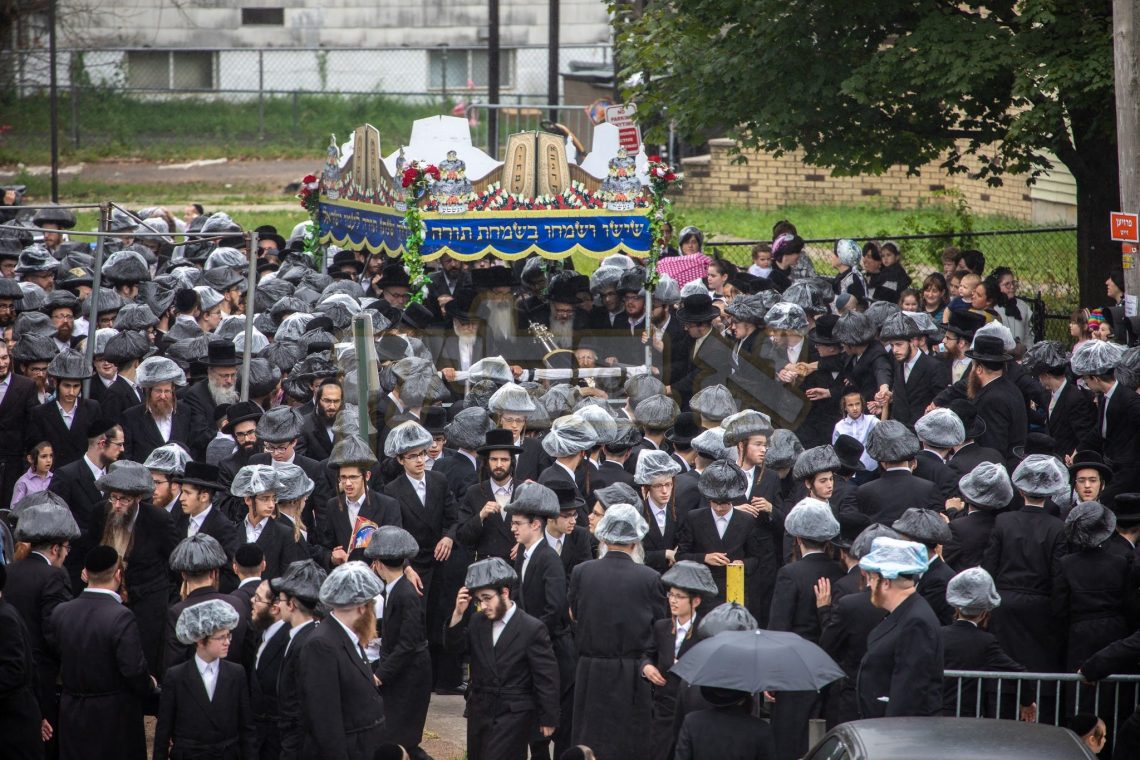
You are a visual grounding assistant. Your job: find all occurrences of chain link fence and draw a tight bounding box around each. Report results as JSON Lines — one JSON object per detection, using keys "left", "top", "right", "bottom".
{"left": 0, "top": 45, "right": 612, "bottom": 157}
{"left": 706, "top": 227, "right": 1080, "bottom": 343}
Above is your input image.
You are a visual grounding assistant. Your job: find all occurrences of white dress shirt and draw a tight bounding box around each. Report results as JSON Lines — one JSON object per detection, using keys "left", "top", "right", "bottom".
{"left": 244, "top": 517, "right": 267, "bottom": 544}
{"left": 84, "top": 454, "right": 105, "bottom": 482}
{"left": 154, "top": 412, "right": 173, "bottom": 442}
{"left": 0, "top": 372, "right": 10, "bottom": 407}
{"left": 520, "top": 541, "right": 539, "bottom": 582}
{"left": 406, "top": 474, "right": 427, "bottom": 505}
{"left": 545, "top": 529, "right": 564, "bottom": 555}
{"left": 674, "top": 617, "right": 692, "bottom": 657}
{"left": 84, "top": 587, "right": 122, "bottom": 603}
{"left": 346, "top": 494, "right": 365, "bottom": 527}
{"left": 648, "top": 500, "right": 668, "bottom": 533}
{"left": 285, "top": 620, "right": 314, "bottom": 655}
{"left": 57, "top": 401, "right": 76, "bottom": 430}
{"left": 188, "top": 505, "right": 213, "bottom": 537}
{"left": 195, "top": 655, "right": 220, "bottom": 701}
{"left": 458, "top": 336, "right": 476, "bottom": 371}
{"left": 1103, "top": 381, "right": 1119, "bottom": 437}
{"left": 1049, "top": 379, "right": 1067, "bottom": 417}
{"left": 714, "top": 509, "right": 733, "bottom": 539}
{"left": 493, "top": 479, "right": 513, "bottom": 507}
{"left": 492, "top": 602, "right": 518, "bottom": 646}
{"left": 902, "top": 351, "right": 921, "bottom": 383}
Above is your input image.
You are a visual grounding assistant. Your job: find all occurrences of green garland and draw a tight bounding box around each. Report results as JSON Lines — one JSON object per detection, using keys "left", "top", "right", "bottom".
{"left": 400, "top": 162, "right": 439, "bottom": 305}
{"left": 645, "top": 156, "right": 678, "bottom": 289}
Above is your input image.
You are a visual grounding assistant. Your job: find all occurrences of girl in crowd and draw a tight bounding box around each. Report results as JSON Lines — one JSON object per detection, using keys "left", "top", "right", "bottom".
{"left": 920, "top": 273, "right": 950, "bottom": 323}
{"left": 12, "top": 441, "right": 54, "bottom": 503}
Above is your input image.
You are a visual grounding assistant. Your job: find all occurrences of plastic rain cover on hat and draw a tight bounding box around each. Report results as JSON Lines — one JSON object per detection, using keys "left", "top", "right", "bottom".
{"left": 635, "top": 449, "right": 682, "bottom": 484}
{"left": 697, "top": 602, "right": 758, "bottom": 640}
{"left": 364, "top": 526, "right": 419, "bottom": 562}
{"left": 1024, "top": 340, "right": 1069, "bottom": 373}
{"left": 594, "top": 482, "right": 640, "bottom": 510}
{"left": 169, "top": 534, "right": 228, "bottom": 573}
{"left": 792, "top": 446, "right": 841, "bottom": 481}
{"left": 850, "top": 524, "right": 902, "bottom": 560}
{"left": 384, "top": 420, "right": 433, "bottom": 458}
{"left": 698, "top": 460, "right": 748, "bottom": 502}
{"left": 721, "top": 410, "right": 773, "bottom": 447}
{"left": 690, "top": 385, "right": 738, "bottom": 422}
{"left": 974, "top": 321, "right": 1016, "bottom": 352}
{"left": 488, "top": 382, "right": 537, "bottom": 414}
{"left": 329, "top": 435, "right": 378, "bottom": 468}
{"left": 576, "top": 404, "right": 617, "bottom": 446}
{"left": 594, "top": 503, "right": 650, "bottom": 544}
{"left": 1011, "top": 454, "right": 1068, "bottom": 498}
{"left": 97, "top": 460, "right": 155, "bottom": 497}
{"left": 692, "top": 428, "right": 735, "bottom": 462}
{"left": 10, "top": 490, "right": 68, "bottom": 518}
{"left": 958, "top": 461, "right": 1013, "bottom": 509}
{"left": 446, "top": 406, "right": 493, "bottom": 451}
{"left": 835, "top": 311, "right": 876, "bottom": 346}
{"left": 654, "top": 275, "right": 681, "bottom": 305}
{"left": 175, "top": 599, "right": 240, "bottom": 645}
{"left": 541, "top": 414, "right": 597, "bottom": 458}
{"left": 273, "top": 462, "right": 315, "bottom": 502}
{"left": 467, "top": 356, "right": 513, "bottom": 385}
{"left": 625, "top": 374, "right": 665, "bottom": 407}
{"left": 892, "top": 508, "right": 952, "bottom": 545}
{"left": 272, "top": 560, "right": 327, "bottom": 603}
{"left": 1065, "top": 501, "right": 1117, "bottom": 550}
{"left": 47, "top": 348, "right": 93, "bottom": 380}
{"left": 465, "top": 556, "right": 518, "bottom": 590}
{"left": 865, "top": 420, "right": 921, "bottom": 463}
{"left": 784, "top": 498, "right": 840, "bottom": 542}
{"left": 231, "top": 464, "right": 280, "bottom": 497}
{"left": 765, "top": 429, "right": 804, "bottom": 471}
{"left": 1071, "top": 339, "right": 1124, "bottom": 377}
{"left": 504, "top": 481, "right": 561, "bottom": 519}
{"left": 15, "top": 501, "right": 80, "bottom": 543}
{"left": 319, "top": 560, "right": 384, "bottom": 606}
{"left": 878, "top": 312, "right": 922, "bottom": 342}
{"left": 1117, "top": 346, "right": 1140, "bottom": 389}
{"left": 143, "top": 443, "right": 191, "bottom": 475}
{"left": 765, "top": 302, "right": 809, "bottom": 333}
{"left": 725, "top": 294, "right": 770, "bottom": 324}
{"left": 137, "top": 356, "right": 187, "bottom": 388}
{"left": 634, "top": 394, "right": 679, "bottom": 430}
{"left": 256, "top": 406, "right": 303, "bottom": 443}
{"left": 945, "top": 567, "right": 1001, "bottom": 615}
{"left": 661, "top": 560, "right": 718, "bottom": 596}
{"left": 858, "top": 537, "right": 930, "bottom": 579}
{"left": 914, "top": 408, "right": 965, "bottom": 448}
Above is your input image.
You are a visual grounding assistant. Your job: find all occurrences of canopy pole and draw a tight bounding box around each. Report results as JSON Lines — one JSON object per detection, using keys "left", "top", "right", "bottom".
{"left": 239, "top": 231, "right": 259, "bottom": 402}
{"left": 82, "top": 202, "right": 109, "bottom": 400}
{"left": 352, "top": 314, "right": 378, "bottom": 451}
{"left": 644, "top": 287, "right": 653, "bottom": 374}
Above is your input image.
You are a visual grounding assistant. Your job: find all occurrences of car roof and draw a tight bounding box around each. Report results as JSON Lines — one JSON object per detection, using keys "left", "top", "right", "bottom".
{"left": 831, "top": 718, "right": 1095, "bottom": 760}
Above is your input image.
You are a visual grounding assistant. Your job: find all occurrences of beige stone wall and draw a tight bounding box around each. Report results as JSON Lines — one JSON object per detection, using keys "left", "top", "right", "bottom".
{"left": 677, "top": 138, "right": 1037, "bottom": 221}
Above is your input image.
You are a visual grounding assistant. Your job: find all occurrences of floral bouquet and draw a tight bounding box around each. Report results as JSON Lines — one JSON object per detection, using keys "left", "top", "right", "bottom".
{"left": 400, "top": 162, "right": 440, "bottom": 304}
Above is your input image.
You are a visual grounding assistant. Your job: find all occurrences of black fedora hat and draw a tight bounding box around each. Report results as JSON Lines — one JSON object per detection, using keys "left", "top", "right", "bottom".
{"left": 420, "top": 406, "right": 448, "bottom": 435}
{"left": 965, "top": 334, "right": 1012, "bottom": 363}
{"left": 174, "top": 461, "right": 223, "bottom": 492}
{"left": 376, "top": 334, "right": 410, "bottom": 363}
{"left": 205, "top": 341, "right": 242, "bottom": 367}
{"left": 1012, "top": 431, "right": 1056, "bottom": 461}
{"left": 947, "top": 399, "right": 987, "bottom": 440}
{"left": 375, "top": 263, "right": 411, "bottom": 290}
{"left": 833, "top": 434, "right": 867, "bottom": 473}
{"left": 667, "top": 411, "right": 701, "bottom": 447}
{"left": 808, "top": 313, "right": 841, "bottom": 346}
{"left": 222, "top": 401, "right": 263, "bottom": 434}
{"left": 547, "top": 279, "right": 580, "bottom": 305}
{"left": 329, "top": 250, "right": 365, "bottom": 279}
{"left": 478, "top": 428, "right": 523, "bottom": 455}
{"left": 676, "top": 293, "right": 719, "bottom": 324}
{"left": 400, "top": 303, "right": 435, "bottom": 331}
{"left": 1113, "top": 493, "right": 1140, "bottom": 527}
{"left": 446, "top": 288, "right": 483, "bottom": 323}
{"left": 944, "top": 309, "right": 986, "bottom": 339}
{"left": 547, "top": 478, "right": 585, "bottom": 512}
{"left": 1069, "top": 450, "right": 1114, "bottom": 484}
{"left": 254, "top": 225, "right": 287, "bottom": 251}
{"left": 470, "top": 266, "right": 516, "bottom": 290}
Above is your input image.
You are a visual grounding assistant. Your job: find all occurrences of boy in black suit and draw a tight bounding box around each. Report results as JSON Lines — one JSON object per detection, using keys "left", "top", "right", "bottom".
{"left": 271, "top": 561, "right": 326, "bottom": 760}
{"left": 154, "top": 599, "right": 256, "bottom": 760}
{"left": 365, "top": 528, "right": 432, "bottom": 760}
{"left": 445, "top": 558, "right": 560, "bottom": 760}
{"left": 231, "top": 464, "right": 306, "bottom": 581}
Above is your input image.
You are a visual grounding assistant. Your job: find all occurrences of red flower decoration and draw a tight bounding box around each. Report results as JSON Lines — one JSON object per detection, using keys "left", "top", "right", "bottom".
{"left": 401, "top": 167, "right": 419, "bottom": 189}
{"left": 425, "top": 165, "right": 441, "bottom": 180}
{"left": 302, "top": 174, "right": 317, "bottom": 184}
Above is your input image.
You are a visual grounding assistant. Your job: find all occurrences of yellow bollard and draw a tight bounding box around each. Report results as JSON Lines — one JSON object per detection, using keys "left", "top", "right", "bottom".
{"left": 725, "top": 563, "right": 745, "bottom": 605}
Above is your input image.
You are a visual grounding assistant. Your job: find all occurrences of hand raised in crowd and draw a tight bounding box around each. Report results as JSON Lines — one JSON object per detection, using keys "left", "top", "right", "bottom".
{"left": 814, "top": 577, "right": 832, "bottom": 609}
{"left": 479, "top": 500, "right": 501, "bottom": 520}
{"left": 451, "top": 586, "right": 472, "bottom": 625}
{"left": 804, "top": 387, "right": 831, "bottom": 401}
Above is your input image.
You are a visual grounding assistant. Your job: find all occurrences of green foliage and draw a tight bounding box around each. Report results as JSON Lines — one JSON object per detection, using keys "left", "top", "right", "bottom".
{"left": 894, "top": 190, "right": 975, "bottom": 269}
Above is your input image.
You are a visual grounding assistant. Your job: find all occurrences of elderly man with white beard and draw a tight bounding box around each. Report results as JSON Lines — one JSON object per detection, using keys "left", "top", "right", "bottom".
{"left": 472, "top": 267, "right": 525, "bottom": 361}
{"left": 182, "top": 342, "right": 242, "bottom": 461}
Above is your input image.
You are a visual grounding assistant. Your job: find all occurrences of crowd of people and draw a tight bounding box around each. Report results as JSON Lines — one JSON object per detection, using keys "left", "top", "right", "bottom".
{"left": 0, "top": 202, "right": 1137, "bottom": 760}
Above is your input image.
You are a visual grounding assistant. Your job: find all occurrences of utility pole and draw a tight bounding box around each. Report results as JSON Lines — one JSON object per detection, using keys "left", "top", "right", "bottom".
{"left": 1115, "top": 0, "right": 1140, "bottom": 315}
{"left": 48, "top": 0, "right": 60, "bottom": 202}
{"left": 548, "top": 0, "right": 560, "bottom": 123}
{"left": 487, "top": 0, "right": 500, "bottom": 159}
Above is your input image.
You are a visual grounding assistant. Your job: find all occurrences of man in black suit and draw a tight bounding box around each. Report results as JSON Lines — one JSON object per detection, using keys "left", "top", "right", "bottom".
{"left": 153, "top": 599, "right": 257, "bottom": 760}
{"left": 640, "top": 562, "right": 717, "bottom": 760}
{"left": 457, "top": 429, "right": 521, "bottom": 562}
{"left": 0, "top": 341, "right": 39, "bottom": 504}
{"left": 856, "top": 421, "right": 942, "bottom": 524}
{"left": 944, "top": 462, "right": 1011, "bottom": 570}
{"left": 671, "top": 294, "right": 733, "bottom": 408}
{"left": 0, "top": 563, "right": 44, "bottom": 760}
{"left": 537, "top": 417, "right": 596, "bottom": 518}
{"left": 544, "top": 480, "right": 596, "bottom": 576}
{"left": 674, "top": 687, "right": 776, "bottom": 760}
{"left": 28, "top": 349, "right": 102, "bottom": 468}
{"left": 446, "top": 558, "right": 560, "bottom": 760}
{"left": 271, "top": 561, "right": 325, "bottom": 760}
{"left": 856, "top": 538, "right": 944, "bottom": 718}
{"left": 366, "top": 527, "right": 433, "bottom": 760}
{"left": 6, "top": 500, "right": 78, "bottom": 760}
{"left": 318, "top": 435, "right": 403, "bottom": 566}
{"left": 172, "top": 461, "right": 239, "bottom": 570}
{"left": 912, "top": 408, "right": 963, "bottom": 501}
{"left": 1072, "top": 341, "right": 1140, "bottom": 498}
{"left": 944, "top": 399, "right": 1005, "bottom": 479}
{"left": 434, "top": 406, "right": 489, "bottom": 502}
{"left": 593, "top": 424, "right": 639, "bottom": 491}
{"left": 635, "top": 449, "right": 685, "bottom": 573}
{"left": 246, "top": 578, "right": 289, "bottom": 759}
{"left": 835, "top": 311, "right": 893, "bottom": 413}
{"left": 298, "top": 562, "right": 387, "bottom": 760}
{"left": 892, "top": 508, "right": 956, "bottom": 625}
{"left": 569, "top": 504, "right": 667, "bottom": 759}
{"left": 300, "top": 378, "right": 341, "bottom": 464}
{"left": 50, "top": 420, "right": 123, "bottom": 591}
{"left": 881, "top": 313, "right": 950, "bottom": 428}
{"left": 231, "top": 464, "right": 307, "bottom": 581}
{"left": 1029, "top": 342, "right": 1097, "bottom": 459}
{"left": 121, "top": 357, "right": 191, "bottom": 463}
{"left": 729, "top": 412, "right": 786, "bottom": 571}
{"left": 676, "top": 461, "right": 775, "bottom": 624}
{"left": 961, "top": 335, "right": 1027, "bottom": 461}
{"left": 97, "top": 332, "right": 148, "bottom": 421}
{"left": 163, "top": 534, "right": 249, "bottom": 676}
{"left": 46, "top": 546, "right": 157, "bottom": 760}
{"left": 248, "top": 406, "right": 334, "bottom": 527}
{"left": 181, "top": 342, "right": 242, "bottom": 462}
{"left": 505, "top": 481, "right": 575, "bottom": 758}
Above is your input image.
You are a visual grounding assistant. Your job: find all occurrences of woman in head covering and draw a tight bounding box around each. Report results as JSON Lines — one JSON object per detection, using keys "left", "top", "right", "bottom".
{"left": 829, "top": 240, "right": 867, "bottom": 304}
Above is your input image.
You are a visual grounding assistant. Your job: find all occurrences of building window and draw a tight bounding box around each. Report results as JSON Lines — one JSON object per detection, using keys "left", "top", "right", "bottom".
{"left": 428, "top": 49, "right": 514, "bottom": 91}
{"left": 242, "top": 8, "right": 285, "bottom": 25}
{"left": 126, "top": 51, "right": 215, "bottom": 91}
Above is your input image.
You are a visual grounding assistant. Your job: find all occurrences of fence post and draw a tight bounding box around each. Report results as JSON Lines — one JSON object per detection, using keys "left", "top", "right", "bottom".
{"left": 258, "top": 50, "right": 265, "bottom": 142}
{"left": 292, "top": 91, "right": 300, "bottom": 142}
{"left": 70, "top": 61, "right": 80, "bottom": 149}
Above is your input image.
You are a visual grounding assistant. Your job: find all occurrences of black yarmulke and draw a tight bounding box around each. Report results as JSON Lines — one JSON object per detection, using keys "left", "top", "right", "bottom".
{"left": 85, "top": 545, "right": 119, "bottom": 573}
{"left": 234, "top": 543, "right": 264, "bottom": 568}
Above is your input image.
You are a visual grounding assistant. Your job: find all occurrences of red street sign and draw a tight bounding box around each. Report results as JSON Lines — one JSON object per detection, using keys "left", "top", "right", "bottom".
{"left": 605, "top": 105, "right": 642, "bottom": 154}
{"left": 1111, "top": 212, "right": 1139, "bottom": 243}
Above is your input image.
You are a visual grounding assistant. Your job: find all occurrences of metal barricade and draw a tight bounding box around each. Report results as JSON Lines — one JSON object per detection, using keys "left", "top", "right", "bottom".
{"left": 944, "top": 670, "right": 1140, "bottom": 745}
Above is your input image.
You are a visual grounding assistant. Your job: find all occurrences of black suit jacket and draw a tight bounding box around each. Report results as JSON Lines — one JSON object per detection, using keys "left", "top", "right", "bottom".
{"left": 674, "top": 704, "right": 776, "bottom": 760}
{"left": 246, "top": 517, "right": 307, "bottom": 581}
{"left": 316, "top": 491, "right": 403, "bottom": 560}
{"left": 0, "top": 597, "right": 42, "bottom": 759}
{"left": 973, "top": 375, "right": 1028, "bottom": 461}
{"left": 917, "top": 556, "right": 957, "bottom": 625}
{"left": 0, "top": 373, "right": 38, "bottom": 501}
{"left": 768, "top": 552, "right": 844, "bottom": 642}
{"left": 560, "top": 526, "right": 595, "bottom": 575}
{"left": 383, "top": 471, "right": 458, "bottom": 573}
{"left": 121, "top": 403, "right": 191, "bottom": 464}
{"left": 298, "top": 616, "right": 386, "bottom": 760}
{"left": 456, "top": 480, "right": 516, "bottom": 561}
{"left": 515, "top": 541, "right": 570, "bottom": 638}
{"left": 1094, "top": 383, "right": 1140, "bottom": 471}
{"left": 1047, "top": 380, "right": 1098, "bottom": 458}
{"left": 890, "top": 352, "right": 950, "bottom": 429}
{"left": 673, "top": 328, "right": 734, "bottom": 408}
{"left": 641, "top": 496, "right": 684, "bottom": 573}
{"left": 50, "top": 457, "right": 105, "bottom": 590}
{"left": 181, "top": 380, "right": 219, "bottom": 462}
{"left": 676, "top": 509, "right": 775, "bottom": 608}
{"left": 100, "top": 376, "right": 145, "bottom": 422}
{"left": 842, "top": 341, "right": 893, "bottom": 402}
{"left": 276, "top": 621, "right": 317, "bottom": 760}
{"left": 28, "top": 397, "right": 101, "bottom": 467}
{"left": 249, "top": 452, "right": 335, "bottom": 527}
{"left": 514, "top": 436, "right": 550, "bottom": 483}
{"left": 912, "top": 449, "right": 957, "bottom": 501}
{"left": 4, "top": 553, "right": 72, "bottom": 716}
{"left": 944, "top": 509, "right": 998, "bottom": 570}
{"left": 433, "top": 450, "right": 480, "bottom": 502}
{"left": 593, "top": 459, "right": 636, "bottom": 492}
{"left": 856, "top": 469, "right": 942, "bottom": 525}
{"left": 154, "top": 658, "right": 257, "bottom": 760}
{"left": 376, "top": 576, "right": 429, "bottom": 685}
{"left": 857, "top": 592, "right": 944, "bottom": 718}
{"left": 251, "top": 622, "right": 291, "bottom": 721}
{"left": 940, "top": 620, "right": 1027, "bottom": 714}
{"left": 300, "top": 411, "right": 336, "bottom": 463}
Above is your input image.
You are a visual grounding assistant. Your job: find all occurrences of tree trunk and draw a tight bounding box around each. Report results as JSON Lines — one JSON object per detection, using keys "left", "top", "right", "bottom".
{"left": 1074, "top": 174, "right": 1122, "bottom": 308}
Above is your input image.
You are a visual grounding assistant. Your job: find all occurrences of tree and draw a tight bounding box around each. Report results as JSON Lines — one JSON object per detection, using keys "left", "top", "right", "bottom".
{"left": 614, "top": 0, "right": 1117, "bottom": 303}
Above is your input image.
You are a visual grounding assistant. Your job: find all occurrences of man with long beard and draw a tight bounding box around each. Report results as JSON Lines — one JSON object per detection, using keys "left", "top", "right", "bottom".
{"left": 472, "top": 266, "right": 522, "bottom": 361}
{"left": 299, "top": 562, "right": 387, "bottom": 760}
{"left": 90, "top": 459, "right": 179, "bottom": 674}
{"left": 182, "top": 342, "right": 242, "bottom": 461}
{"left": 300, "top": 378, "right": 341, "bottom": 462}
{"left": 122, "top": 356, "right": 191, "bottom": 463}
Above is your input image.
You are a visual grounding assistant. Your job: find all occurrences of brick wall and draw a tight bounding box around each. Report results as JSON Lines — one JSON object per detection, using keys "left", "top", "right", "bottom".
{"left": 677, "top": 138, "right": 1035, "bottom": 221}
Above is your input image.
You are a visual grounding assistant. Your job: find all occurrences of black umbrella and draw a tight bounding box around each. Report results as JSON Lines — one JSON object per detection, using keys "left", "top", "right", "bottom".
{"left": 670, "top": 629, "right": 845, "bottom": 692}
